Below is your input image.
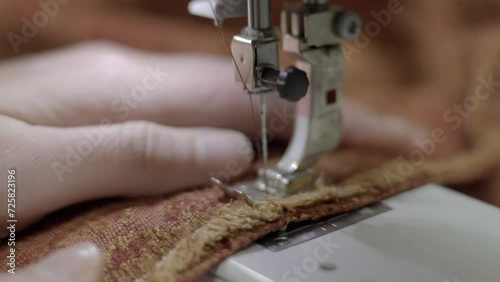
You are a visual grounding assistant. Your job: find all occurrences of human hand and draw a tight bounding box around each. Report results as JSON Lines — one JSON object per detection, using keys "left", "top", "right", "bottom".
{"left": 0, "top": 42, "right": 425, "bottom": 232}
{"left": 0, "top": 243, "right": 102, "bottom": 282}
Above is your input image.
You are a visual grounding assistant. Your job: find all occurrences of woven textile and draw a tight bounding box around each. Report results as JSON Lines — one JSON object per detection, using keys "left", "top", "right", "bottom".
{"left": 2, "top": 127, "right": 499, "bottom": 282}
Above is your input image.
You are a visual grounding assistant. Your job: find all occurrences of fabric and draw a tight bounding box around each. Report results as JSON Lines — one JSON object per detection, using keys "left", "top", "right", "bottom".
{"left": 2, "top": 58, "right": 500, "bottom": 282}
{"left": 144, "top": 132, "right": 500, "bottom": 281}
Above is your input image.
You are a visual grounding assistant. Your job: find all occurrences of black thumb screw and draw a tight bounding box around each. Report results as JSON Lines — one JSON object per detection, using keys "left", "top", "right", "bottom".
{"left": 261, "top": 67, "right": 309, "bottom": 102}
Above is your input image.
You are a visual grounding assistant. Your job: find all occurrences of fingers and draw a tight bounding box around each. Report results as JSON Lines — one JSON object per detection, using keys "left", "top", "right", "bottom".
{"left": 0, "top": 42, "right": 294, "bottom": 140}
{"left": 0, "top": 243, "right": 102, "bottom": 282}
{"left": 0, "top": 42, "right": 427, "bottom": 151}
{"left": 0, "top": 117, "right": 253, "bottom": 229}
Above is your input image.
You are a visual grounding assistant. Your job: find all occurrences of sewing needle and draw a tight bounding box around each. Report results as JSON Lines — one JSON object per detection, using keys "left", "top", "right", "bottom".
{"left": 260, "top": 93, "right": 268, "bottom": 189}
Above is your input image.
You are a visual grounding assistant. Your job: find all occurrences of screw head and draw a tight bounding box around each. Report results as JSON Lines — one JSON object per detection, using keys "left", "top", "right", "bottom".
{"left": 277, "top": 67, "right": 309, "bottom": 102}
{"left": 335, "top": 11, "right": 362, "bottom": 40}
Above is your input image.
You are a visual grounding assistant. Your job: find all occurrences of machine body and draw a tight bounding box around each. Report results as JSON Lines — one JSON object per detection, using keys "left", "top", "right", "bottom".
{"left": 201, "top": 184, "right": 500, "bottom": 282}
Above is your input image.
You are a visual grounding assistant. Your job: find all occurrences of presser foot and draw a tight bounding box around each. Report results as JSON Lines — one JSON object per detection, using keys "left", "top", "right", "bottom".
{"left": 212, "top": 170, "right": 321, "bottom": 203}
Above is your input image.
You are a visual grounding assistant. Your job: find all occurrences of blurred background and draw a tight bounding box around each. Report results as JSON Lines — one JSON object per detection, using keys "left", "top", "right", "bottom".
{"left": 1, "top": 0, "right": 500, "bottom": 204}
{"left": 1, "top": 0, "right": 499, "bottom": 128}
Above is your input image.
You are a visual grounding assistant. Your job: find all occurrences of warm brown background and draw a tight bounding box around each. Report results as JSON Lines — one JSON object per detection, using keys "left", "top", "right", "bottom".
{"left": 1, "top": 0, "right": 500, "bottom": 204}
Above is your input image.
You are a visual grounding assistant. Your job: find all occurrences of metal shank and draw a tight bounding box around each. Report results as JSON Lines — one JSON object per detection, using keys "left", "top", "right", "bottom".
{"left": 230, "top": 3, "right": 359, "bottom": 201}
{"left": 231, "top": 0, "right": 279, "bottom": 94}
{"left": 248, "top": 0, "right": 271, "bottom": 30}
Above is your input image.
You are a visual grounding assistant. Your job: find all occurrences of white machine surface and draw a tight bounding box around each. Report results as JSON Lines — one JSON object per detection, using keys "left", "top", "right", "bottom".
{"left": 202, "top": 184, "right": 500, "bottom": 282}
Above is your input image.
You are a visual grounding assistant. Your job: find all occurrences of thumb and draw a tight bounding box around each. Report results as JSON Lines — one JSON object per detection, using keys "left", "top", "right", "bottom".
{"left": 0, "top": 243, "right": 102, "bottom": 282}
{"left": 43, "top": 122, "right": 254, "bottom": 195}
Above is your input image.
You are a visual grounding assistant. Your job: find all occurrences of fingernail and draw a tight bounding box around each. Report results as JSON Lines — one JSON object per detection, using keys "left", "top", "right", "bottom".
{"left": 34, "top": 243, "right": 102, "bottom": 282}
{"left": 196, "top": 130, "right": 254, "bottom": 176}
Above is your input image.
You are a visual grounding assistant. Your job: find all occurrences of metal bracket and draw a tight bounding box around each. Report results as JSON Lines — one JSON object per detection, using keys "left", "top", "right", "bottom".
{"left": 189, "top": 1, "right": 361, "bottom": 203}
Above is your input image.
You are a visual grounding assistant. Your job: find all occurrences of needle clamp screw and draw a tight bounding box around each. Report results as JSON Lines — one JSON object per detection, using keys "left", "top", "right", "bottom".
{"left": 261, "top": 67, "right": 310, "bottom": 102}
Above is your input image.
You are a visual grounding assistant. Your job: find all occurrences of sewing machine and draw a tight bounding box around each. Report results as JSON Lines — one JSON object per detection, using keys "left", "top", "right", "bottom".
{"left": 188, "top": 1, "right": 500, "bottom": 281}
{"left": 190, "top": 0, "right": 359, "bottom": 202}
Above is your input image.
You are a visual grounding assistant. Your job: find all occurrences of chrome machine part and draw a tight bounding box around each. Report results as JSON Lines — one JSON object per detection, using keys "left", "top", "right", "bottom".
{"left": 248, "top": 0, "right": 271, "bottom": 30}
{"left": 229, "top": 0, "right": 310, "bottom": 197}
{"left": 230, "top": 0, "right": 310, "bottom": 96}
{"left": 188, "top": 1, "right": 360, "bottom": 201}
{"left": 276, "top": 4, "right": 361, "bottom": 173}
{"left": 230, "top": 2, "right": 361, "bottom": 201}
